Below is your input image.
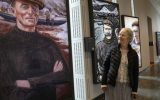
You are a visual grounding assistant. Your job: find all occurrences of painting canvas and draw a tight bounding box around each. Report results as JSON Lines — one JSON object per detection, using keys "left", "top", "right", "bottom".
{"left": 156, "top": 32, "right": 160, "bottom": 56}
{"left": 0, "top": 0, "right": 74, "bottom": 100}
{"left": 121, "top": 15, "right": 142, "bottom": 67}
{"left": 88, "top": 0, "right": 120, "bottom": 83}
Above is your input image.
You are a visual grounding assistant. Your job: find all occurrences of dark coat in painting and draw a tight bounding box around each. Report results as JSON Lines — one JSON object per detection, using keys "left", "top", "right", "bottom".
{"left": 0, "top": 26, "right": 70, "bottom": 100}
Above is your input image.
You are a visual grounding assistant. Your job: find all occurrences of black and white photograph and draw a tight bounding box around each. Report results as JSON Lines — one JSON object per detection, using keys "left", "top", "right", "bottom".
{"left": 88, "top": 0, "right": 120, "bottom": 83}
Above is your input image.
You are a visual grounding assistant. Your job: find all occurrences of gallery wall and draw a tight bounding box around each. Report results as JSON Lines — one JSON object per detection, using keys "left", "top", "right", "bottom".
{"left": 145, "top": 0, "right": 160, "bottom": 62}
{"left": 83, "top": 0, "right": 160, "bottom": 99}
{"left": 118, "top": 0, "right": 132, "bottom": 16}
{"left": 134, "top": 0, "right": 160, "bottom": 70}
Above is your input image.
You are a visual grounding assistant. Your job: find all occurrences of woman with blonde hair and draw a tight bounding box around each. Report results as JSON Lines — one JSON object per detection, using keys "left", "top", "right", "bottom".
{"left": 101, "top": 28, "right": 139, "bottom": 100}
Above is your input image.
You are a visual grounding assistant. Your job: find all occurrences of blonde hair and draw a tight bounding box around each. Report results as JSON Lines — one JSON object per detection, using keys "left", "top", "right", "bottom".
{"left": 120, "top": 28, "right": 133, "bottom": 43}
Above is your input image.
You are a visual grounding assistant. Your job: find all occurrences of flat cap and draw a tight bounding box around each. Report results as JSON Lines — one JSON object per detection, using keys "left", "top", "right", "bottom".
{"left": 11, "top": 0, "right": 45, "bottom": 10}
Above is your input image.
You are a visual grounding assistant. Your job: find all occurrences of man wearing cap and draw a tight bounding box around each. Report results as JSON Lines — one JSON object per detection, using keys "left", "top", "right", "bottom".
{"left": 0, "top": 0, "right": 70, "bottom": 100}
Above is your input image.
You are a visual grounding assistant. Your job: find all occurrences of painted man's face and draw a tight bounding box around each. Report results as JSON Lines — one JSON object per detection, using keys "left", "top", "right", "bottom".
{"left": 13, "top": 0, "right": 39, "bottom": 29}
{"left": 132, "top": 26, "right": 140, "bottom": 44}
{"left": 103, "top": 24, "right": 112, "bottom": 39}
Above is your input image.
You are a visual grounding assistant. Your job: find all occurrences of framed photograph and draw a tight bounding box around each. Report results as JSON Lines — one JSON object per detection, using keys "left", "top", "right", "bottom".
{"left": 88, "top": 0, "right": 120, "bottom": 83}
{"left": 121, "top": 15, "right": 142, "bottom": 67}
{"left": 155, "top": 32, "right": 160, "bottom": 56}
{"left": 0, "top": 0, "right": 74, "bottom": 100}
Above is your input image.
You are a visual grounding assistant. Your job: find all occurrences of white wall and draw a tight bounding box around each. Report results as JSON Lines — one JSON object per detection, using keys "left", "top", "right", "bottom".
{"left": 146, "top": 0, "right": 160, "bottom": 63}
{"left": 131, "top": 0, "right": 150, "bottom": 70}
{"left": 134, "top": 0, "right": 160, "bottom": 70}
{"left": 118, "top": 0, "right": 132, "bottom": 15}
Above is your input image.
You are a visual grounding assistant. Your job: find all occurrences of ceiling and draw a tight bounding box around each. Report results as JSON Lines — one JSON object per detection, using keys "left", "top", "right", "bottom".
{"left": 149, "top": 0, "right": 160, "bottom": 14}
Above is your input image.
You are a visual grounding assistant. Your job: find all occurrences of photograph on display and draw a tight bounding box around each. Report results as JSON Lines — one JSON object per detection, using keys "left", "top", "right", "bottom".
{"left": 88, "top": 0, "right": 120, "bottom": 83}
{"left": 121, "top": 15, "right": 142, "bottom": 67}
{"left": 0, "top": 0, "right": 74, "bottom": 100}
{"left": 155, "top": 32, "right": 160, "bottom": 56}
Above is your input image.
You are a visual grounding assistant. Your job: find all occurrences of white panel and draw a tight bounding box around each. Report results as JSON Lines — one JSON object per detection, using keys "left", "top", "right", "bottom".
{"left": 69, "top": 0, "right": 87, "bottom": 100}
{"left": 112, "top": 0, "right": 117, "bottom": 3}
{"left": 73, "top": 41, "right": 84, "bottom": 75}
{"left": 70, "top": 0, "right": 79, "bottom": 3}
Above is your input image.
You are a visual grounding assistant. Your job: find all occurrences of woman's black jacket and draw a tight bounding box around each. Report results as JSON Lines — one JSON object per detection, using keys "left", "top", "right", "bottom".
{"left": 101, "top": 44, "right": 139, "bottom": 92}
